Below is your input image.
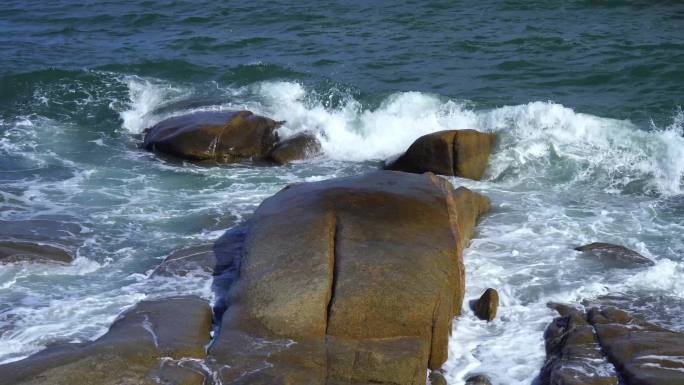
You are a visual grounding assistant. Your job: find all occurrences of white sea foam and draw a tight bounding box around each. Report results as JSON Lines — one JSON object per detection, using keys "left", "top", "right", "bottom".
{"left": 118, "top": 79, "right": 684, "bottom": 195}
{"left": 118, "top": 76, "right": 190, "bottom": 134}
{"left": 2, "top": 76, "right": 681, "bottom": 382}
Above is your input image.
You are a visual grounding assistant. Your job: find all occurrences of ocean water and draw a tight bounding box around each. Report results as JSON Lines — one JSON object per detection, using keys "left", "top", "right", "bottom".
{"left": 1, "top": 1, "right": 683, "bottom": 384}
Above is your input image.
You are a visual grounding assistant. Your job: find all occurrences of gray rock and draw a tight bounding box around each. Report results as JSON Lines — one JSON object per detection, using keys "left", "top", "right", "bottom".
{"left": 472, "top": 288, "right": 499, "bottom": 321}
{"left": 574, "top": 242, "right": 654, "bottom": 268}
{"left": 0, "top": 241, "right": 73, "bottom": 264}
{"left": 466, "top": 374, "right": 492, "bottom": 385}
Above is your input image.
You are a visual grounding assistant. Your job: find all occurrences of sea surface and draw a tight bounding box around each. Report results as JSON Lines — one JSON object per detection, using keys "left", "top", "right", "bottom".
{"left": 1, "top": 1, "right": 683, "bottom": 384}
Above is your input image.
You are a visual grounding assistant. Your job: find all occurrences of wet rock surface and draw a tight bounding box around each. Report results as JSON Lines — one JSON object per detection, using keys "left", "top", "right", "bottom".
{"left": 541, "top": 303, "right": 618, "bottom": 385}
{"left": 0, "top": 172, "right": 491, "bottom": 385}
{"left": 0, "top": 241, "right": 73, "bottom": 264}
{"left": 387, "top": 129, "right": 495, "bottom": 180}
{"left": 143, "top": 110, "right": 281, "bottom": 163}
{"left": 0, "top": 296, "right": 212, "bottom": 385}
{"left": 209, "top": 170, "right": 490, "bottom": 385}
{"left": 541, "top": 303, "right": 684, "bottom": 385}
{"left": 429, "top": 370, "right": 448, "bottom": 385}
{"left": 472, "top": 288, "right": 499, "bottom": 321}
{"left": 267, "top": 132, "right": 322, "bottom": 164}
{"left": 574, "top": 242, "right": 654, "bottom": 268}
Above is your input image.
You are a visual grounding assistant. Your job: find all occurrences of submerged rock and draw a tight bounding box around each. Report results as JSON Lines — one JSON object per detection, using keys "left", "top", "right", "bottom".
{"left": 387, "top": 129, "right": 495, "bottom": 180}
{"left": 0, "top": 296, "right": 212, "bottom": 385}
{"left": 209, "top": 170, "right": 490, "bottom": 385}
{"left": 152, "top": 224, "right": 246, "bottom": 280}
{"left": 267, "top": 132, "right": 322, "bottom": 164}
{"left": 541, "top": 303, "right": 684, "bottom": 385}
{"left": 465, "top": 374, "right": 493, "bottom": 385}
{"left": 151, "top": 244, "right": 215, "bottom": 277}
{"left": 0, "top": 241, "right": 73, "bottom": 264}
{"left": 472, "top": 288, "right": 499, "bottom": 321}
{"left": 142, "top": 110, "right": 281, "bottom": 163}
{"left": 0, "top": 219, "right": 83, "bottom": 245}
{"left": 574, "top": 242, "right": 654, "bottom": 268}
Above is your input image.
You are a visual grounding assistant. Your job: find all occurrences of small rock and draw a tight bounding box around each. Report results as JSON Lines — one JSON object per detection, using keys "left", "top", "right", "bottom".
{"left": 466, "top": 374, "right": 493, "bottom": 385}
{"left": 472, "top": 288, "right": 499, "bottom": 321}
{"left": 429, "top": 370, "right": 447, "bottom": 385}
{"left": 267, "top": 132, "right": 322, "bottom": 164}
{"left": 574, "top": 242, "right": 654, "bottom": 268}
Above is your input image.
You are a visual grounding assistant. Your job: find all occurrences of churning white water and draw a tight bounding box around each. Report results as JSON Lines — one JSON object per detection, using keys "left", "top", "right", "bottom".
{"left": 1, "top": 75, "right": 682, "bottom": 385}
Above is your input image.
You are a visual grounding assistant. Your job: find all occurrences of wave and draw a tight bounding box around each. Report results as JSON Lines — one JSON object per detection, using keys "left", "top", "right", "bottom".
{"left": 117, "top": 78, "right": 684, "bottom": 195}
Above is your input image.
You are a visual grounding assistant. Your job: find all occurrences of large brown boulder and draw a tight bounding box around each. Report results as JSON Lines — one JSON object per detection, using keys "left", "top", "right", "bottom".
{"left": 142, "top": 110, "right": 281, "bottom": 163}
{"left": 387, "top": 130, "right": 496, "bottom": 180}
{"left": 210, "top": 170, "right": 490, "bottom": 385}
{"left": 267, "top": 132, "right": 322, "bottom": 165}
{"left": 541, "top": 303, "right": 684, "bottom": 385}
{"left": 0, "top": 296, "right": 212, "bottom": 385}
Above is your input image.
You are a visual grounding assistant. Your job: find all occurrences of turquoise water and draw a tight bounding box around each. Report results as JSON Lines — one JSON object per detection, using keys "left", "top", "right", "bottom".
{"left": 1, "top": 1, "right": 683, "bottom": 384}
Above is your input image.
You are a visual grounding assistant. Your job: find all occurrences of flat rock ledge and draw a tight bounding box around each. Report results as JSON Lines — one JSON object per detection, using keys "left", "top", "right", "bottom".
{"left": 0, "top": 296, "right": 212, "bottom": 385}
{"left": 387, "top": 129, "right": 496, "bottom": 180}
{"left": 541, "top": 303, "right": 684, "bottom": 385}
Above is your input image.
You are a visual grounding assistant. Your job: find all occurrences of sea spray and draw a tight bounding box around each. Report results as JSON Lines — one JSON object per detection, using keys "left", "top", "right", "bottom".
{"left": 119, "top": 78, "right": 684, "bottom": 195}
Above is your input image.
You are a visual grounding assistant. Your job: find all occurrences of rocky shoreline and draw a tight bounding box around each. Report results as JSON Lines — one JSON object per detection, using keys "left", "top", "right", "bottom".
{"left": 1, "top": 110, "right": 682, "bottom": 385}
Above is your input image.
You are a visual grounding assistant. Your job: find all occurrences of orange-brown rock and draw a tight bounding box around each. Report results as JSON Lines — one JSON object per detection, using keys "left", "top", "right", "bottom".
{"left": 210, "top": 170, "right": 490, "bottom": 385}
{"left": 574, "top": 243, "right": 654, "bottom": 268}
{"left": 0, "top": 296, "right": 212, "bottom": 385}
{"left": 267, "top": 132, "right": 322, "bottom": 164}
{"left": 143, "top": 110, "right": 281, "bottom": 163}
{"left": 387, "top": 130, "right": 496, "bottom": 180}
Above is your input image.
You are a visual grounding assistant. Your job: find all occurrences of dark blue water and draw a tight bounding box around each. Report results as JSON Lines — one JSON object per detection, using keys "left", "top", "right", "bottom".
{"left": 2, "top": 1, "right": 683, "bottom": 123}
{"left": 1, "top": 2, "right": 683, "bottom": 384}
